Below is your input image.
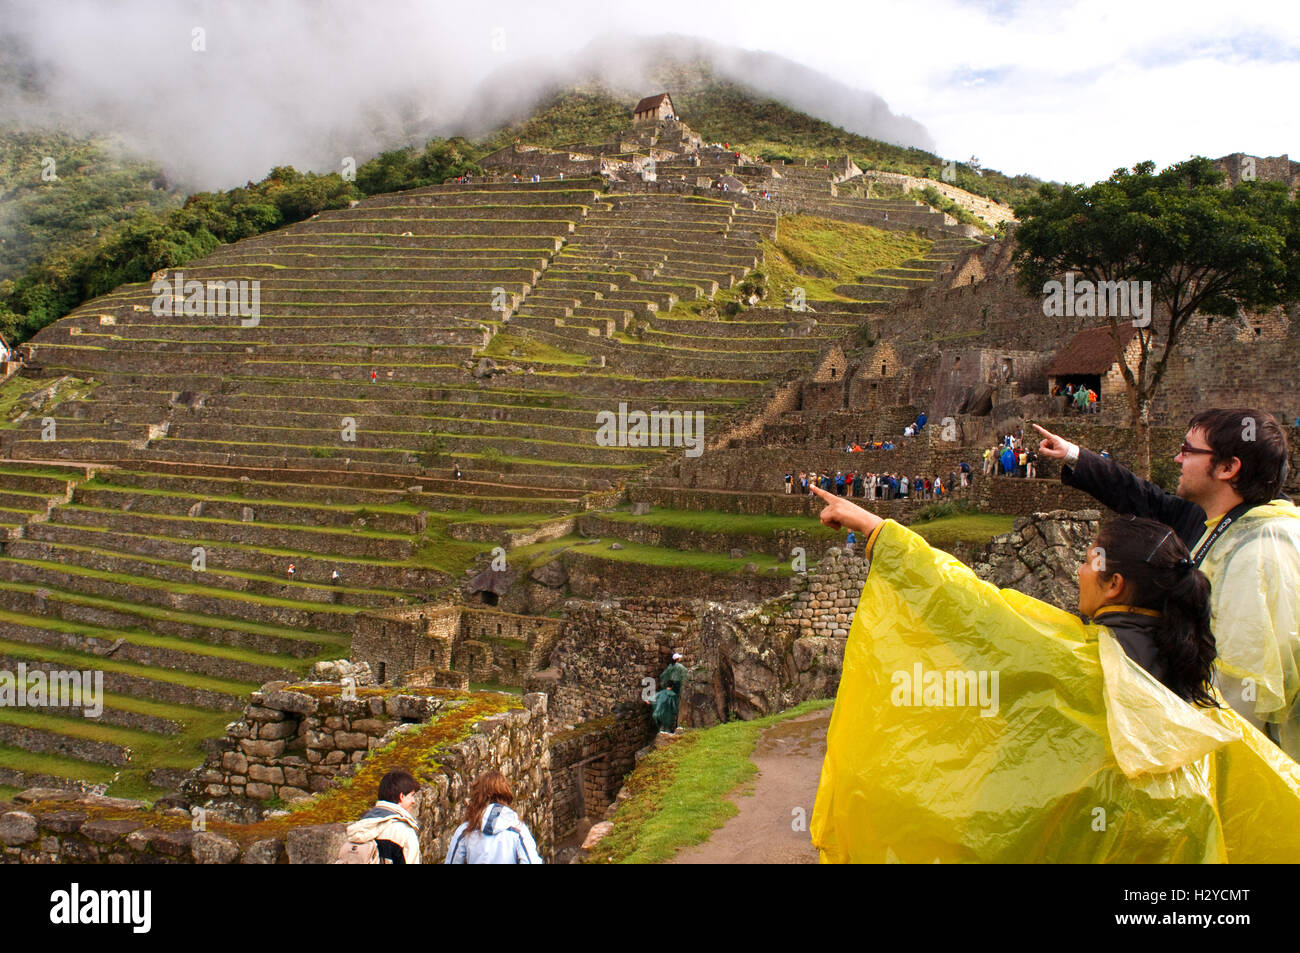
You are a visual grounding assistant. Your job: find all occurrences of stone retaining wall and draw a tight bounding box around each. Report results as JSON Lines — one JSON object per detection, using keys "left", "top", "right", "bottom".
{"left": 1, "top": 691, "right": 554, "bottom": 864}
{"left": 549, "top": 706, "right": 654, "bottom": 842}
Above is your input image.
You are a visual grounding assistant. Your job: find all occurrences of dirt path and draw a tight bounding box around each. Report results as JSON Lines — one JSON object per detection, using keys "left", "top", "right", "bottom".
{"left": 670, "top": 706, "right": 831, "bottom": 864}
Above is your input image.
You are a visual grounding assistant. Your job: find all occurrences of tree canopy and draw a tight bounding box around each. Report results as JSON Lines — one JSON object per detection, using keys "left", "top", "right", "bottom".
{"left": 1012, "top": 157, "right": 1300, "bottom": 475}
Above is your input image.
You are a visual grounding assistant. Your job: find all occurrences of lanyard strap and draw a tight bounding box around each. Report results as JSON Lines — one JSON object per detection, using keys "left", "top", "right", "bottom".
{"left": 1191, "top": 501, "right": 1255, "bottom": 568}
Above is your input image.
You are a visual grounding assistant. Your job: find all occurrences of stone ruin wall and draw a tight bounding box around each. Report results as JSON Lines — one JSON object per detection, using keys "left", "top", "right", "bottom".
{"left": 352, "top": 602, "right": 563, "bottom": 690}
{"left": 549, "top": 707, "right": 655, "bottom": 843}
{"left": 883, "top": 244, "right": 1300, "bottom": 427}
{"left": 1, "top": 690, "right": 553, "bottom": 865}
{"left": 189, "top": 683, "right": 443, "bottom": 804}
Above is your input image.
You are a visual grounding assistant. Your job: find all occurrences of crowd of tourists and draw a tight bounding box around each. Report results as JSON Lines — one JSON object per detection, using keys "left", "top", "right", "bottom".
{"left": 785, "top": 466, "right": 972, "bottom": 501}
{"left": 1055, "top": 381, "right": 1100, "bottom": 414}
{"left": 982, "top": 430, "right": 1042, "bottom": 478}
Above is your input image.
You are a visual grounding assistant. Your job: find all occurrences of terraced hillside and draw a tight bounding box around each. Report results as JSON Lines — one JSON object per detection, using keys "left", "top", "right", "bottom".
{"left": 0, "top": 168, "right": 976, "bottom": 800}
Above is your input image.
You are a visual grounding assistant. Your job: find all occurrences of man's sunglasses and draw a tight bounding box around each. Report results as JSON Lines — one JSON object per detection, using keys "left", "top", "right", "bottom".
{"left": 1178, "top": 442, "right": 1215, "bottom": 456}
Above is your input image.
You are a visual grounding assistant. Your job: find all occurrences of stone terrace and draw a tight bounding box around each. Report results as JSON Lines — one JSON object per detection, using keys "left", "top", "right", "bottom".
{"left": 0, "top": 150, "right": 977, "bottom": 801}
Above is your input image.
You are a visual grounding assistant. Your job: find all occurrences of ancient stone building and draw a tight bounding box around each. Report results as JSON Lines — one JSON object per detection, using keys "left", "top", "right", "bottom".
{"left": 633, "top": 92, "right": 677, "bottom": 123}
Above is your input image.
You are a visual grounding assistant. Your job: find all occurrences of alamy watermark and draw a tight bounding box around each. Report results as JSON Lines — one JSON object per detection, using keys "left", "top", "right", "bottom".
{"left": 0, "top": 662, "right": 104, "bottom": 718}
{"left": 1042, "top": 273, "right": 1151, "bottom": 327}
{"left": 595, "top": 402, "right": 704, "bottom": 458}
{"left": 891, "top": 663, "right": 999, "bottom": 717}
{"left": 152, "top": 270, "right": 261, "bottom": 327}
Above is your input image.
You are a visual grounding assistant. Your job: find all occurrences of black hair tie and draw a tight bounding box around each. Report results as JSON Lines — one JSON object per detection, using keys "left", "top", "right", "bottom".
{"left": 1174, "top": 557, "right": 1193, "bottom": 575}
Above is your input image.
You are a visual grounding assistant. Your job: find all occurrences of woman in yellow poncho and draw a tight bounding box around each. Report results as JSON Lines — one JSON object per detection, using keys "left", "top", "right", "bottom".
{"left": 807, "top": 485, "right": 1300, "bottom": 863}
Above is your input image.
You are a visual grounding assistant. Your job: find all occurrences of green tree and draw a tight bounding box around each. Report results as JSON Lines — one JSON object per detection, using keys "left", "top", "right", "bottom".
{"left": 1013, "top": 157, "right": 1300, "bottom": 476}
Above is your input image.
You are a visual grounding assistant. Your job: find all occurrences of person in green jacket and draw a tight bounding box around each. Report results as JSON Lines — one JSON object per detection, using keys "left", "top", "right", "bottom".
{"left": 651, "top": 684, "right": 679, "bottom": 734}
{"left": 659, "top": 653, "right": 688, "bottom": 730}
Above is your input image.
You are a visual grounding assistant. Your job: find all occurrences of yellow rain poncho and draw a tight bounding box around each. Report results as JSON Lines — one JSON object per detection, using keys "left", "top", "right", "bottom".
{"left": 811, "top": 519, "right": 1300, "bottom": 863}
{"left": 1195, "top": 502, "right": 1300, "bottom": 761}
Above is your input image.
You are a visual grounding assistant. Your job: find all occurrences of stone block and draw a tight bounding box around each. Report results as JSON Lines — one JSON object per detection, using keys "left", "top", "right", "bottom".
{"left": 0, "top": 811, "right": 38, "bottom": 846}
{"left": 39, "top": 811, "right": 86, "bottom": 834}
{"left": 152, "top": 829, "right": 196, "bottom": 858}
{"left": 349, "top": 718, "right": 387, "bottom": 735}
{"left": 264, "top": 689, "right": 319, "bottom": 715}
{"left": 192, "top": 831, "right": 240, "bottom": 864}
{"left": 239, "top": 738, "right": 287, "bottom": 759}
{"left": 283, "top": 767, "right": 309, "bottom": 788}
{"left": 80, "top": 818, "right": 145, "bottom": 844}
{"left": 258, "top": 720, "right": 299, "bottom": 741}
{"left": 334, "top": 731, "right": 369, "bottom": 751}
{"left": 221, "top": 752, "right": 249, "bottom": 774}
{"left": 285, "top": 823, "right": 347, "bottom": 865}
{"left": 385, "top": 694, "right": 436, "bottom": 720}
{"left": 245, "top": 705, "right": 287, "bottom": 723}
{"left": 245, "top": 782, "right": 275, "bottom": 800}
{"left": 248, "top": 765, "right": 285, "bottom": 785}
{"left": 242, "top": 838, "right": 284, "bottom": 864}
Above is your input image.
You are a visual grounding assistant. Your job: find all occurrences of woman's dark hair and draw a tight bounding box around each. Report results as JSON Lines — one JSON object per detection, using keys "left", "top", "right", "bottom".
{"left": 1094, "top": 516, "right": 1218, "bottom": 707}
{"left": 378, "top": 769, "right": 419, "bottom": 804}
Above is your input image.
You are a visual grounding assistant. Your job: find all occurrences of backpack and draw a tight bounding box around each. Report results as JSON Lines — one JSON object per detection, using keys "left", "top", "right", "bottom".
{"left": 336, "top": 840, "right": 380, "bottom": 865}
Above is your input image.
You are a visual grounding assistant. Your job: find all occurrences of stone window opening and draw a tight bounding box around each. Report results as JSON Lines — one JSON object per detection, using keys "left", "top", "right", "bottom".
{"left": 881, "top": 362, "right": 887, "bottom": 376}
{"left": 429, "top": 649, "right": 436, "bottom": 661}
{"left": 497, "top": 622, "right": 502, "bottom": 635}
{"left": 377, "top": 661, "right": 387, "bottom": 684}
{"left": 830, "top": 367, "right": 837, "bottom": 379}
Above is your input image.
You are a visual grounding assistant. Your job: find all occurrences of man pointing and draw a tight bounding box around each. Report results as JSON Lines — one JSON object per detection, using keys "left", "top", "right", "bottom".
{"left": 1034, "top": 410, "right": 1300, "bottom": 760}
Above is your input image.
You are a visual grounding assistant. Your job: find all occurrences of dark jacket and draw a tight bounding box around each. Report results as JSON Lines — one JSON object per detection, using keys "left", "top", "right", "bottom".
{"left": 1093, "top": 608, "right": 1168, "bottom": 687}
{"left": 1062, "top": 448, "right": 1206, "bottom": 548}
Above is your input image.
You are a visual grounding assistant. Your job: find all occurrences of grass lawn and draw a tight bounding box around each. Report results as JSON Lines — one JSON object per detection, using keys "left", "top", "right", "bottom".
{"left": 910, "top": 512, "right": 1016, "bottom": 546}
{"left": 480, "top": 332, "right": 590, "bottom": 367}
{"left": 511, "top": 533, "right": 787, "bottom": 574}
{"left": 598, "top": 506, "right": 836, "bottom": 539}
{"left": 0, "top": 374, "right": 98, "bottom": 429}
{"left": 587, "top": 698, "right": 833, "bottom": 864}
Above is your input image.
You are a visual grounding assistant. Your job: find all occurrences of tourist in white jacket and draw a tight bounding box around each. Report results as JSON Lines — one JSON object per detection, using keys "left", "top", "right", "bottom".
{"left": 444, "top": 770, "right": 543, "bottom": 864}
{"left": 344, "top": 770, "right": 421, "bottom": 864}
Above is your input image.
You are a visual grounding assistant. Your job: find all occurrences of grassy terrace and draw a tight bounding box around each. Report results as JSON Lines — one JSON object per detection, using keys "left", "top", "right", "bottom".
{"left": 0, "top": 605, "right": 331, "bottom": 668}
{"left": 0, "top": 574, "right": 339, "bottom": 655}
{"left": 0, "top": 374, "right": 98, "bottom": 429}
{"left": 511, "top": 533, "right": 786, "bottom": 575}
{"left": 0, "top": 638, "right": 258, "bottom": 699}
{"left": 0, "top": 702, "right": 233, "bottom": 801}
{"left": 663, "top": 215, "right": 931, "bottom": 319}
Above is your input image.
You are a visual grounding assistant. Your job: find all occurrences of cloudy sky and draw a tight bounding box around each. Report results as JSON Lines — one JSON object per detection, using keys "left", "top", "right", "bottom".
{"left": 2, "top": 0, "right": 1296, "bottom": 189}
